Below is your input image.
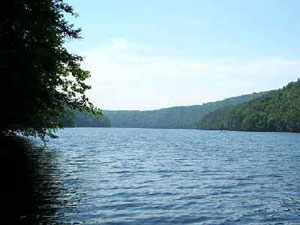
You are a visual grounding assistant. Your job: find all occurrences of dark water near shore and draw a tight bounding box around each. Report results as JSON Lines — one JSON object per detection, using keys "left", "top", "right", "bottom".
{"left": 1, "top": 128, "right": 300, "bottom": 224}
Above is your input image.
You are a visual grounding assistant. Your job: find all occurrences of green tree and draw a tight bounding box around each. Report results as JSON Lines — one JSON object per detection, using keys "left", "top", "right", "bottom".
{"left": 197, "top": 80, "right": 300, "bottom": 133}
{"left": 0, "top": 0, "right": 100, "bottom": 138}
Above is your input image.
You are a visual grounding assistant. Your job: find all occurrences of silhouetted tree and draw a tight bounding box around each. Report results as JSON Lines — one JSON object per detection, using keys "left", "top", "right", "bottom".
{"left": 0, "top": 0, "right": 100, "bottom": 138}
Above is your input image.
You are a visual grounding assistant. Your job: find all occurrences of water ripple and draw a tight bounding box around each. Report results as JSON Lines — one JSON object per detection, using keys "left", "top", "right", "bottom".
{"left": 8, "top": 128, "right": 300, "bottom": 224}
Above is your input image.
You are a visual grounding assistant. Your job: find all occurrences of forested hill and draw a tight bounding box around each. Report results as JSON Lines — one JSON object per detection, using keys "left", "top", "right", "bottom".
{"left": 197, "top": 80, "right": 300, "bottom": 132}
{"left": 103, "top": 92, "right": 265, "bottom": 129}
{"left": 60, "top": 110, "right": 111, "bottom": 128}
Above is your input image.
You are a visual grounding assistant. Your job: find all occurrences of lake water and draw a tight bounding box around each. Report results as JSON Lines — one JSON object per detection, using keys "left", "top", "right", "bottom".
{"left": 3, "top": 128, "right": 300, "bottom": 224}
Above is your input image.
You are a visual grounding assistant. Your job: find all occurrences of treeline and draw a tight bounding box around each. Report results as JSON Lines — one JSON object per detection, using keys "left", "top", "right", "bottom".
{"left": 60, "top": 110, "right": 110, "bottom": 128}
{"left": 103, "top": 92, "right": 265, "bottom": 129}
{"left": 197, "top": 80, "right": 300, "bottom": 132}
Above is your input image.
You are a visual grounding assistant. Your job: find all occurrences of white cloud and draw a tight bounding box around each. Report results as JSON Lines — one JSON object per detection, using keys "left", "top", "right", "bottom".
{"left": 110, "top": 37, "right": 136, "bottom": 51}
{"left": 81, "top": 37, "right": 300, "bottom": 110}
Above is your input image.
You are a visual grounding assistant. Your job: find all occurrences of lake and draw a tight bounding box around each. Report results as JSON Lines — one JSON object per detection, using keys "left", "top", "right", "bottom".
{"left": 3, "top": 128, "right": 300, "bottom": 224}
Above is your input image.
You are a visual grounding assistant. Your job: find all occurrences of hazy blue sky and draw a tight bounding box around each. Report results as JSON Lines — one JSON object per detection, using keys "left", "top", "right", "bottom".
{"left": 66, "top": 0, "right": 300, "bottom": 110}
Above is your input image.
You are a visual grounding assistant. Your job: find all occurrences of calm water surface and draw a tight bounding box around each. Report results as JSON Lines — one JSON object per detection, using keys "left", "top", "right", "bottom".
{"left": 7, "top": 128, "right": 300, "bottom": 224}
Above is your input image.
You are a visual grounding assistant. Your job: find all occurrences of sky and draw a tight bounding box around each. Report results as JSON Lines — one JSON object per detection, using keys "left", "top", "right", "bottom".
{"left": 66, "top": 0, "right": 300, "bottom": 110}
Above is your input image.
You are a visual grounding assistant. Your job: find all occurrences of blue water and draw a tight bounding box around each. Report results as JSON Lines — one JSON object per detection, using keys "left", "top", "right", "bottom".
{"left": 20, "top": 128, "right": 300, "bottom": 224}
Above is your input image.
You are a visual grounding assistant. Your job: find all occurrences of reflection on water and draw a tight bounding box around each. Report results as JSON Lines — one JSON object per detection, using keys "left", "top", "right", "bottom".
{"left": 0, "top": 136, "right": 63, "bottom": 224}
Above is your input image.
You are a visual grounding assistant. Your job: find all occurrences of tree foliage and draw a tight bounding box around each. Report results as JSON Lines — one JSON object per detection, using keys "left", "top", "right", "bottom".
{"left": 197, "top": 80, "right": 300, "bottom": 132}
{"left": 0, "top": 0, "right": 100, "bottom": 138}
{"left": 60, "top": 110, "right": 110, "bottom": 128}
{"left": 104, "top": 92, "right": 264, "bottom": 129}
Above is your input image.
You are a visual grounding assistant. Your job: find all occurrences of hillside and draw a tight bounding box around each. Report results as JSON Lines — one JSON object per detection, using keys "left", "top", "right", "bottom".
{"left": 103, "top": 92, "right": 265, "bottom": 129}
{"left": 60, "top": 110, "right": 111, "bottom": 128}
{"left": 197, "top": 80, "right": 300, "bottom": 132}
